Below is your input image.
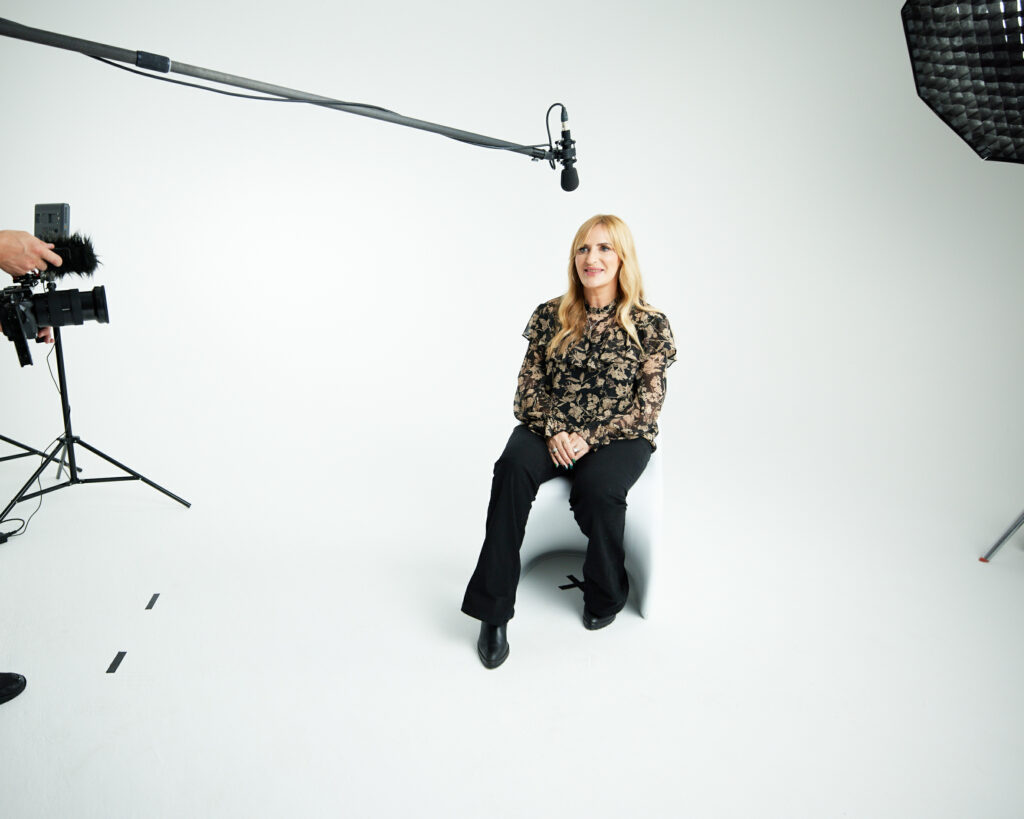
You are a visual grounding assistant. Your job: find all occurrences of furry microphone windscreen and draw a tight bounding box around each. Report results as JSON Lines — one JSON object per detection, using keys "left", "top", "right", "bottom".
{"left": 51, "top": 233, "right": 99, "bottom": 276}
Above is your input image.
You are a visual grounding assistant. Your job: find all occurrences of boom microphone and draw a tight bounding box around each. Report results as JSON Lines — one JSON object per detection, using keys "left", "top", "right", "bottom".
{"left": 558, "top": 107, "right": 579, "bottom": 192}
{"left": 49, "top": 233, "right": 99, "bottom": 276}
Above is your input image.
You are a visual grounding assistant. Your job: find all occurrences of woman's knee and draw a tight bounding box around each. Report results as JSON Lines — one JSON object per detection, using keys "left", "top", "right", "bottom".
{"left": 494, "top": 427, "right": 547, "bottom": 478}
{"left": 569, "top": 477, "right": 627, "bottom": 514}
{"left": 493, "top": 451, "right": 533, "bottom": 483}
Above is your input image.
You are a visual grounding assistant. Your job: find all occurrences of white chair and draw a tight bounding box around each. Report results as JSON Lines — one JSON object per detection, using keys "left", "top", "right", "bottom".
{"left": 518, "top": 446, "right": 663, "bottom": 618}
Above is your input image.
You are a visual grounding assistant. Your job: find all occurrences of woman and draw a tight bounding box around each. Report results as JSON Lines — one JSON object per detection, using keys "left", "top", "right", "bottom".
{"left": 461, "top": 214, "right": 676, "bottom": 669}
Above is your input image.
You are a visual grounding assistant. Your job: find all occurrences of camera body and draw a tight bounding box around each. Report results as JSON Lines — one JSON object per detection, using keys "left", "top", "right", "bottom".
{"left": 0, "top": 203, "right": 108, "bottom": 367}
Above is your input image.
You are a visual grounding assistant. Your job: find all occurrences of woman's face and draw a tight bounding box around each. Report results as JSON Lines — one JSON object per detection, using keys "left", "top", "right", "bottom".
{"left": 575, "top": 224, "right": 621, "bottom": 295}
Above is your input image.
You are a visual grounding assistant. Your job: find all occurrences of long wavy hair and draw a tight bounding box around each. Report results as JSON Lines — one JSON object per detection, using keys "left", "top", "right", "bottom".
{"left": 548, "top": 214, "right": 658, "bottom": 357}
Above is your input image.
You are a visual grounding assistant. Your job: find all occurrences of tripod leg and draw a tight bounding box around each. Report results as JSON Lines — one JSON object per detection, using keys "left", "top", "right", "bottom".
{"left": 0, "top": 440, "right": 68, "bottom": 525}
{"left": 0, "top": 433, "right": 49, "bottom": 460}
{"left": 0, "top": 434, "right": 81, "bottom": 471}
{"left": 72, "top": 439, "right": 191, "bottom": 508}
{"left": 979, "top": 508, "right": 1024, "bottom": 563}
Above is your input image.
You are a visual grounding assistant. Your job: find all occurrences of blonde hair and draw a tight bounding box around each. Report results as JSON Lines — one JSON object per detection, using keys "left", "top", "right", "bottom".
{"left": 548, "top": 214, "right": 658, "bottom": 357}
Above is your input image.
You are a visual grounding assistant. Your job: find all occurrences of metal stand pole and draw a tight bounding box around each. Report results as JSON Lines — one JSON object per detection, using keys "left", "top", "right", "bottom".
{"left": 0, "top": 16, "right": 555, "bottom": 162}
{"left": 979, "top": 508, "right": 1024, "bottom": 563}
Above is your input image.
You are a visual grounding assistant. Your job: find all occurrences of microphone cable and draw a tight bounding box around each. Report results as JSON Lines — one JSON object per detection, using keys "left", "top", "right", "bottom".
{"left": 0, "top": 432, "right": 59, "bottom": 542}
{"left": 91, "top": 56, "right": 553, "bottom": 156}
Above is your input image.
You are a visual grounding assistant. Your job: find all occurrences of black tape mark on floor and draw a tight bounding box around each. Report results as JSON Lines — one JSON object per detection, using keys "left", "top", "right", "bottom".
{"left": 146, "top": 593, "right": 160, "bottom": 610}
{"left": 107, "top": 651, "right": 127, "bottom": 674}
{"left": 559, "top": 574, "right": 585, "bottom": 592}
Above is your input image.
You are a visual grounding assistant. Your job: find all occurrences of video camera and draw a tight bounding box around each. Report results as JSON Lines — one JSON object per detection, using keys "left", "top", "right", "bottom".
{"left": 0, "top": 204, "right": 107, "bottom": 367}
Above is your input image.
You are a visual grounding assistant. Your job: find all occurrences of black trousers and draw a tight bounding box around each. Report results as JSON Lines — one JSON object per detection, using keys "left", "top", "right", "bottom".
{"left": 461, "top": 424, "right": 652, "bottom": 624}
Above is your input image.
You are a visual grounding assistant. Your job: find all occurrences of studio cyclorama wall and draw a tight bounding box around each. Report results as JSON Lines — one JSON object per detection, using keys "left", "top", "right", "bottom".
{"left": 1, "top": 0, "right": 1024, "bottom": 816}
{"left": 0, "top": 0, "right": 1019, "bottom": 541}
{"left": 0, "top": 0, "right": 1018, "bottom": 562}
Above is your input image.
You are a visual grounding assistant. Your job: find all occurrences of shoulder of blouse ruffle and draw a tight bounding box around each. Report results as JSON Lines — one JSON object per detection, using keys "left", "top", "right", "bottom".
{"left": 633, "top": 302, "right": 669, "bottom": 321}
{"left": 524, "top": 296, "right": 563, "bottom": 340}
{"left": 632, "top": 305, "right": 671, "bottom": 333}
{"left": 632, "top": 306, "right": 675, "bottom": 364}
{"left": 527, "top": 296, "right": 561, "bottom": 320}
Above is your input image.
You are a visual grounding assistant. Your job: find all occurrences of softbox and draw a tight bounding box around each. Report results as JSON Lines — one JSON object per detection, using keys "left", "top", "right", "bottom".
{"left": 902, "top": 1, "right": 1024, "bottom": 162}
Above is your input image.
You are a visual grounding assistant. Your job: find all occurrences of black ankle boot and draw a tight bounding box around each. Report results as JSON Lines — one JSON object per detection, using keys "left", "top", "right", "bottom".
{"left": 0, "top": 673, "right": 27, "bottom": 705}
{"left": 477, "top": 622, "right": 509, "bottom": 669}
{"left": 582, "top": 608, "right": 616, "bottom": 630}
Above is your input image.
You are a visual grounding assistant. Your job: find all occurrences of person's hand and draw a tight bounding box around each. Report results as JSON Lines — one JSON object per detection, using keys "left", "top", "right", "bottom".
{"left": 547, "top": 431, "right": 591, "bottom": 469}
{"left": 566, "top": 432, "right": 591, "bottom": 463}
{"left": 0, "top": 323, "right": 52, "bottom": 344}
{"left": 0, "top": 230, "right": 63, "bottom": 277}
{"left": 547, "top": 432, "right": 573, "bottom": 468}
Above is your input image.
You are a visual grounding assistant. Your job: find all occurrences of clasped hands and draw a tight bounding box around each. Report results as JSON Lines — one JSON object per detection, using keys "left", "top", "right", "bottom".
{"left": 547, "top": 430, "right": 591, "bottom": 469}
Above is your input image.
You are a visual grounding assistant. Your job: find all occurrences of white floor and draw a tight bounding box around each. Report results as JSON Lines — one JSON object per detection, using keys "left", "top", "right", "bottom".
{"left": 1, "top": 436, "right": 1023, "bottom": 819}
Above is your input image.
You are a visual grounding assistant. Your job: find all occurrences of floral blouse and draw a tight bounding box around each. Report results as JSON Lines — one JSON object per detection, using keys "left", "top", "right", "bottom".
{"left": 513, "top": 297, "right": 676, "bottom": 451}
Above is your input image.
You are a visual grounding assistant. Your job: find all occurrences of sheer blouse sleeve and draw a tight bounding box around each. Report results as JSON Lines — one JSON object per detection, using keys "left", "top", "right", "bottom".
{"left": 513, "top": 303, "right": 556, "bottom": 437}
{"left": 582, "top": 311, "right": 676, "bottom": 449}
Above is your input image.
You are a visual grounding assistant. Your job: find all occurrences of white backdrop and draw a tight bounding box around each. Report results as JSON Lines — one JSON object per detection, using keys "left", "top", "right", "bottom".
{"left": 2, "top": 0, "right": 1024, "bottom": 604}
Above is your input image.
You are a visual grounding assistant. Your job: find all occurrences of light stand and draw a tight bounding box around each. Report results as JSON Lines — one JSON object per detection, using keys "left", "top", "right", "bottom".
{"left": 902, "top": 2, "right": 1024, "bottom": 562}
{"left": 0, "top": 285, "right": 189, "bottom": 534}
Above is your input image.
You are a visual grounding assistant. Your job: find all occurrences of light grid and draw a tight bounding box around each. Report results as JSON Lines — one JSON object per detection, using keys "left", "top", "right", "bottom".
{"left": 903, "top": 1, "right": 1024, "bottom": 162}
